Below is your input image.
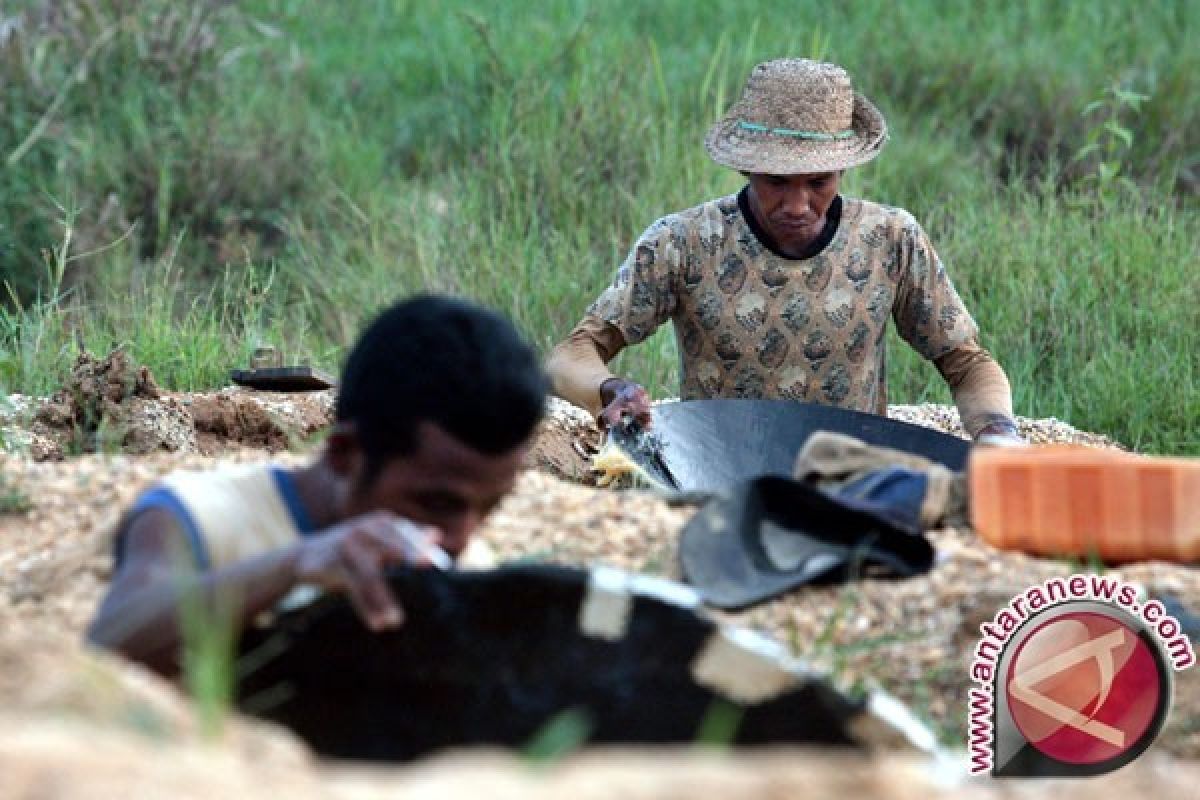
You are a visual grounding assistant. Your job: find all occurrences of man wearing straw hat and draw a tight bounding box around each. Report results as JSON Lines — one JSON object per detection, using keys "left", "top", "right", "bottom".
{"left": 547, "top": 58, "right": 1021, "bottom": 443}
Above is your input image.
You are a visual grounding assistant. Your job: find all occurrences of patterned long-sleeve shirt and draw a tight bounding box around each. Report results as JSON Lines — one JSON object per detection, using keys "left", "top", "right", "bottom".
{"left": 586, "top": 190, "right": 978, "bottom": 415}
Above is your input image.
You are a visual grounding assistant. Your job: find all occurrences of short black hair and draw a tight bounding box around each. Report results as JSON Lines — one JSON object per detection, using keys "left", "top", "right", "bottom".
{"left": 336, "top": 294, "right": 547, "bottom": 468}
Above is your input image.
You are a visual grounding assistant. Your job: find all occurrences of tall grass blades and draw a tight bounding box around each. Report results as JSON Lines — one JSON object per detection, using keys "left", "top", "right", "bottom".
{"left": 1, "top": 0, "right": 1196, "bottom": 453}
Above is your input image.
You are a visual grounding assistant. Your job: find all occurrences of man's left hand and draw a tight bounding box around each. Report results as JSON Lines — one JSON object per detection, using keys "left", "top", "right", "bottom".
{"left": 974, "top": 419, "right": 1026, "bottom": 446}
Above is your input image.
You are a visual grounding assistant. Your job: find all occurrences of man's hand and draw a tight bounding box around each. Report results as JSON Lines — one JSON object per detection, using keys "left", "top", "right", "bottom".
{"left": 973, "top": 418, "right": 1027, "bottom": 447}
{"left": 291, "top": 512, "right": 444, "bottom": 632}
{"left": 599, "top": 378, "right": 652, "bottom": 429}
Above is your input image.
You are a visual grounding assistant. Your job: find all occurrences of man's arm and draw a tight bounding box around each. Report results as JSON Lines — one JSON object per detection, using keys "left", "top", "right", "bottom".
{"left": 546, "top": 216, "right": 681, "bottom": 424}
{"left": 545, "top": 315, "right": 625, "bottom": 417}
{"left": 934, "top": 340, "right": 1022, "bottom": 441}
{"left": 87, "top": 509, "right": 434, "bottom": 676}
{"left": 545, "top": 315, "right": 654, "bottom": 427}
{"left": 887, "top": 213, "right": 1022, "bottom": 442}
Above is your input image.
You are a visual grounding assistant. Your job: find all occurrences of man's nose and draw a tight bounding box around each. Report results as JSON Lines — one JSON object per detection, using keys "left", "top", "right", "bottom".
{"left": 434, "top": 510, "right": 482, "bottom": 557}
{"left": 782, "top": 189, "right": 812, "bottom": 217}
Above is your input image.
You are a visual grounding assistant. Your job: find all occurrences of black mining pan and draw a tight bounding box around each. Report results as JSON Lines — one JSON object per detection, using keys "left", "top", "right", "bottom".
{"left": 234, "top": 565, "right": 925, "bottom": 762}
{"left": 630, "top": 399, "right": 969, "bottom": 493}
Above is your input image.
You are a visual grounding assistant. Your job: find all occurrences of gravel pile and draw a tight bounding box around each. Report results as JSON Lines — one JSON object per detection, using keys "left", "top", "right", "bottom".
{"left": 887, "top": 403, "right": 1123, "bottom": 448}
{"left": 0, "top": 391, "right": 1195, "bottom": 791}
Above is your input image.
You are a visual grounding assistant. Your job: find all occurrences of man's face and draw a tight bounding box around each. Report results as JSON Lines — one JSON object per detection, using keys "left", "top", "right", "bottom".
{"left": 343, "top": 422, "right": 527, "bottom": 558}
{"left": 745, "top": 172, "right": 841, "bottom": 257}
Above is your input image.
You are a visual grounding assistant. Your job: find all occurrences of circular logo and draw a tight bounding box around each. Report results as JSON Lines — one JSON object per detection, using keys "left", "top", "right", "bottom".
{"left": 1005, "top": 609, "right": 1169, "bottom": 768}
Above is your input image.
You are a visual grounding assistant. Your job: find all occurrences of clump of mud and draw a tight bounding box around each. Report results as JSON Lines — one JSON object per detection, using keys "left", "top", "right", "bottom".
{"left": 186, "top": 389, "right": 334, "bottom": 453}
{"left": 21, "top": 351, "right": 337, "bottom": 461}
{"left": 32, "top": 350, "right": 196, "bottom": 459}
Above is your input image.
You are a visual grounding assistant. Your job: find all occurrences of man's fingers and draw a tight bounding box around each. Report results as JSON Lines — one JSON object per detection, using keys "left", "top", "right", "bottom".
{"left": 294, "top": 514, "right": 454, "bottom": 632}
{"left": 599, "top": 380, "right": 654, "bottom": 430}
{"left": 342, "top": 537, "right": 404, "bottom": 631}
{"left": 342, "top": 580, "right": 404, "bottom": 633}
{"left": 385, "top": 520, "right": 448, "bottom": 568}
{"left": 599, "top": 403, "right": 626, "bottom": 429}
{"left": 630, "top": 389, "right": 653, "bottom": 425}
{"left": 601, "top": 390, "right": 652, "bottom": 427}
{"left": 624, "top": 386, "right": 653, "bottom": 424}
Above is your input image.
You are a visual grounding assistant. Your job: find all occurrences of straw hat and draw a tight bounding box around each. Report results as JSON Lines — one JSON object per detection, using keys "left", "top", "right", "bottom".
{"left": 705, "top": 58, "right": 888, "bottom": 175}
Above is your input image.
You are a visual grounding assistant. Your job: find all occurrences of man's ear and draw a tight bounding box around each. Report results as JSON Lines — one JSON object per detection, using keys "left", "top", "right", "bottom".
{"left": 324, "top": 422, "right": 362, "bottom": 478}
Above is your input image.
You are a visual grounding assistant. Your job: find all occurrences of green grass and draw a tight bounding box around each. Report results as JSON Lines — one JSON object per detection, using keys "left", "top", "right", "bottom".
{"left": 178, "top": 580, "right": 238, "bottom": 739}
{"left": 0, "top": 472, "right": 31, "bottom": 514}
{"left": 522, "top": 707, "right": 594, "bottom": 764}
{"left": 0, "top": 0, "right": 1196, "bottom": 453}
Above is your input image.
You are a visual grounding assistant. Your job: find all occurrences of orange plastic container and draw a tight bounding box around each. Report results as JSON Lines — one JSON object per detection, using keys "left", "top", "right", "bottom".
{"left": 968, "top": 445, "right": 1200, "bottom": 563}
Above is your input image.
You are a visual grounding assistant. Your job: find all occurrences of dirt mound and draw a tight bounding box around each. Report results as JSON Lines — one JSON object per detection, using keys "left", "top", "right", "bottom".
{"left": 523, "top": 397, "right": 602, "bottom": 484}
{"left": 0, "top": 439, "right": 1197, "bottom": 795}
{"left": 13, "top": 367, "right": 1122, "bottom": 472}
{"left": 0, "top": 623, "right": 317, "bottom": 800}
{"left": 4, "top": 735, "right": 1198, "bottom": 800}
{"left": 32, "top": 350, "right": 196, "bottom": 458}
{"left": 887, "top": 403, "right": 1124, "bottom": 449}
{"left": 12, "top": 350, "right": 337, "bottom": 461}
{"left": 187, "top": 389, "right": 335, "bottom": 453}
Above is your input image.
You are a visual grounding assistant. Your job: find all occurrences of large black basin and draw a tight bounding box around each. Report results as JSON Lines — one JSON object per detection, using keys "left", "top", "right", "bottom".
{"left": 641, "top": 399, "right": 969, "bottom": 492}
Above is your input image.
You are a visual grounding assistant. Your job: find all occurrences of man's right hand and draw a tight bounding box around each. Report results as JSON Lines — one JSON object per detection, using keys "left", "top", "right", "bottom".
{"left": 599, "top": 378, "right": 652, "bottom": 429}
{"left": 291, "top": 512, "right": 443, "bottom": 632}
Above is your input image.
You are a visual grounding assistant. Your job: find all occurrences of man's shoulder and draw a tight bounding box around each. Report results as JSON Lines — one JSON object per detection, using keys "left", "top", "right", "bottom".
{"left": 125, "top": 460, "right": 282, "bottom": 521}
{"left": 155, "top": 461, "right": 278, "bottom": 494}
{"left": 128, "top": 461, "right": 302, "bottom": 571}
{"left": 642, "top": 193, "right": 742, "bottom": 240}
{"left": 131, "top": 462, "right": 275, "bottom": 519}
{"left": 845, "top": 197, "right": 921, "bottom": 231}
{"left": 682, "top": 192, "right": 740, "bottom": 218}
